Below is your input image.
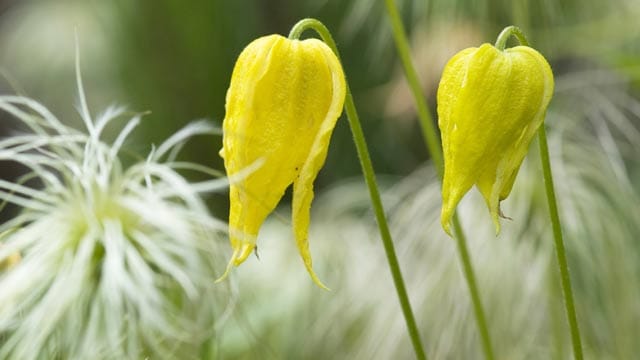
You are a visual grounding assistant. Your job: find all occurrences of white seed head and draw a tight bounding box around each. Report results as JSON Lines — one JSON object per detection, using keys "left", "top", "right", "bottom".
{"left": 0, "top": 64, "right": 232, "bottom": 359}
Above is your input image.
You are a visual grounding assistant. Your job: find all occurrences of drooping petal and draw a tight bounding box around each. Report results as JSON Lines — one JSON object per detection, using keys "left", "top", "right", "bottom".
{"left": 291, "top": 40, "right": 346, "bottom": 290}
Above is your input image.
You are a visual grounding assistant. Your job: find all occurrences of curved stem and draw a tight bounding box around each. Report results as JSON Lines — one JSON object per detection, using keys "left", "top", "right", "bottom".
{"left": 495, "top": 25, "right": 529, "bottom": 50}
{"left": 538, "top": 125, "right": 584, "bottom": 360}
{"left": 497, "top": 25, "right": 584, "bottom": 360}
{"left": 381, "top": 2, "right": 495, "bottom": 359}
{"left": 289, "top": 18, "right": 427, "bottom": 360}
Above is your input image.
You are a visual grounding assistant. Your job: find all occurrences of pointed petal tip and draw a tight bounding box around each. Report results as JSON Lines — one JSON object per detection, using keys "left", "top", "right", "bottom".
{"left": 307, "top": 266, "right": 331, "bottom": 291}
{"left": 442, "top": 220, "right": 453, "bottom": 237}
{"left": 441, "top": 207, "right": 454, "bottom": 237}
{"left": 491, "top": 210, "right": 502, "bottom": 236}
{"left": 213, "top": 270, "right": 230, "bottom": 284}
{"left": 214, "top": 250, "right": 238, "bottom": 284}
{"left": 233, "top": 243, "right": 255, "bottom": 265}
{"left": 215, "top": 244, "right": 254, "bottom": 284}
{"left": 298, "top": 248, "right": 330, "bottom": 290}
{"left": 297, "top": 243, "right": 330, "bottom": 290}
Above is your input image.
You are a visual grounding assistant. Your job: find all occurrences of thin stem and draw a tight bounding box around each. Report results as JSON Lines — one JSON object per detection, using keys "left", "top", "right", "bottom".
{"left": 380, "top": 1, "right": 442, "bottom": 175}
{"left": 289, "top": 18, "right": 427, "bottom": 360}
{"left": 498, "top": 25, "right": 584, "bottom": 359}
{"left": 381, "top": 2, "right": 495, "bottom": 359}
{"left": 498, "top": 26, "right": 584, "bottom": 360}
{"left": 538, "top": 124, "right": 584, "bottom": 360}
{"left": 451, "top": 216, "right": 495, "bottom": 360}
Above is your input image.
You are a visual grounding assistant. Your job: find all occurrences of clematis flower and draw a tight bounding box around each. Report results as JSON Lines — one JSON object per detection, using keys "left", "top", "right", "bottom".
{"left": 437, "top": 43, "right": 554, "bottom": 235}
{"left": 219, "top": 34, "right": 346, "bottom": 288}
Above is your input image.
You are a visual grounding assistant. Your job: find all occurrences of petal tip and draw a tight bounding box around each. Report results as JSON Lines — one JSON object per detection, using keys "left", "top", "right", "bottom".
{"left": 441, "top": 218, "right": 453, "bottom": 237}
{"left": 440, "top": 205, "right": 454, "bottom": 237}
{"left": 215, "top": 249, "right": 239, "bottom": 284}
{"left": 307, "top": 266, "right": 331, "bottom": 291}
{"left": 299, "top": 244, "right": 330, "bottom": 290}
{"left": 234, "top": 243, "right": 256, "bottom": 265}
{"left": 490, "top": 210, "right": 502, "bottom": 236}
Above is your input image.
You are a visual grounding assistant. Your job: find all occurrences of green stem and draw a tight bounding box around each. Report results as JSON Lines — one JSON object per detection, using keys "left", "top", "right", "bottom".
{"left": 451, "top": 216, "right": 495, "bottom": 360}
{"left": 538, "top": 125, "right": 584, "bottom": 360}
{"left": 289, "top": 18, "right": 427, "bottom": 360}
{"left": 380, "top": 1, "right": 442, "bottom": 175}
{"left": 494, "top": 25, "right": 529, "bottom": 50}
{"left": 381, "top": 2, "right": 495, "bottom": 359}
{"left": 498, "top": 26, "right": 584, "bottom": 360}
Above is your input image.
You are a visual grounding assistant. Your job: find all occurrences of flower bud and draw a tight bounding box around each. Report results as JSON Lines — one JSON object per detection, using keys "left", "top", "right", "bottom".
{"left": 219, "top": 34, "right": 346, "bottom": 288}
{"left": 437, "top": 43, "right": 554, "bottom": 235}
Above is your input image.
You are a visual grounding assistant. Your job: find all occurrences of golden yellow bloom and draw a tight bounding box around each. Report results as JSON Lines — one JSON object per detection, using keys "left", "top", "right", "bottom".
{"left": 219, "top": 34, "right": 346, "bottom": 288}
{"left": 437, "top": 43, "right": 554, "bottom": 235}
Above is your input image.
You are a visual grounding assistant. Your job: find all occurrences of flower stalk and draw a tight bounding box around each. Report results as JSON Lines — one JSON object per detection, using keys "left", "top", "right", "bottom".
{"left": 289, "top": 18, "right": 427, "bottom": 360}
{"left": 496, "top": 25, "right": 583, "bottom": 360}
{"left": 495, "top": 26, "right": 584, "bottom": 360}
{"left": 381, "top": 2, "right": 494, "bottom": 359}
{"left": 537, "top": 104, "right": 585, "bottom": 360}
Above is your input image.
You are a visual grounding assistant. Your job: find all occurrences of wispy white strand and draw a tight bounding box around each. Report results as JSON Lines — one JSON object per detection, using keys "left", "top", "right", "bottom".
{"left": 595, "top": 88, "right": 640, "bottom": 145}
{"left": 0, "top": 177, "right": 59, "bottom": 203}
{"left": 93, "top": 105, "right": 127, "bottom": 138}
{"left": 165, "top": 161, "right": 226, "bottom": 178}
{"left": 153, "top": 120, "right": 221, "bottom": 162}
{"left": 74, "top": 36, "right": 94, "bottom": 136}
{"left": 183, "top": 178, "right": 235, "bottom": 193}
{"left": 592, "top": 111, "right": 632, "bottom": 188}
{"left": 144, "top": 146, "right": 156, "bottom": 191}
{"left": 0, "top": 133, "right": 86, "bottom": 153}
{"left": 131, "top": 230, "right": 199, "bottom": 298}
{"left": 0, "top": 96, "right": 71, "bottom": 135}
{"left": 109, "top": 115, "right": 140, "bottom": 162}
{"left": 0, "top": 100, "right": 58, "bottom": 138}
{"left": 0, "top": 191, "right": 51, "bottom": 213}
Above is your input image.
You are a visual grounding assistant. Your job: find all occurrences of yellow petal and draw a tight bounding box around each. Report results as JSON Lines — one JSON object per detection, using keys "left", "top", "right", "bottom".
{"left": 437, "top": 47, "right": 478, "bottom": 235}
{"left": 437, "top": 43, "right": 554, "bottom": 234}
{"left": 219, "top": 35, "right": 345, "bottom": 287}
{"left": 291, "top": 40, "right": 346, "bottom": 290}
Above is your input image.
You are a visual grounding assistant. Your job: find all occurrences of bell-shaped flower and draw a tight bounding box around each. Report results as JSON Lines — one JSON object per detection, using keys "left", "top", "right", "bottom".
{"left": 437, "top": 43, "right": 554, "bottom": 235}
{"left": 219, "top": 34, "right": 346, "bottom": 288}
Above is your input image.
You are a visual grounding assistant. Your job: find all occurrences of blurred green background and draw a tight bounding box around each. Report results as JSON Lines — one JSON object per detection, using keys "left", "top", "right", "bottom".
{"left": 1, "top": 0, "right": 639, "bottom": 216}
{"left": 2, "top": 0, "right": 640, "bottom": 358}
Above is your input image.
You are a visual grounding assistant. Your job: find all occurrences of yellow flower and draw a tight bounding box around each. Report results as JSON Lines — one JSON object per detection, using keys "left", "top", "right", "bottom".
{"left": 219, "top": 34, "right": 346, "bottom": 288}
{"left": 437, "top": 43, "right": 554, "bottom": 235}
